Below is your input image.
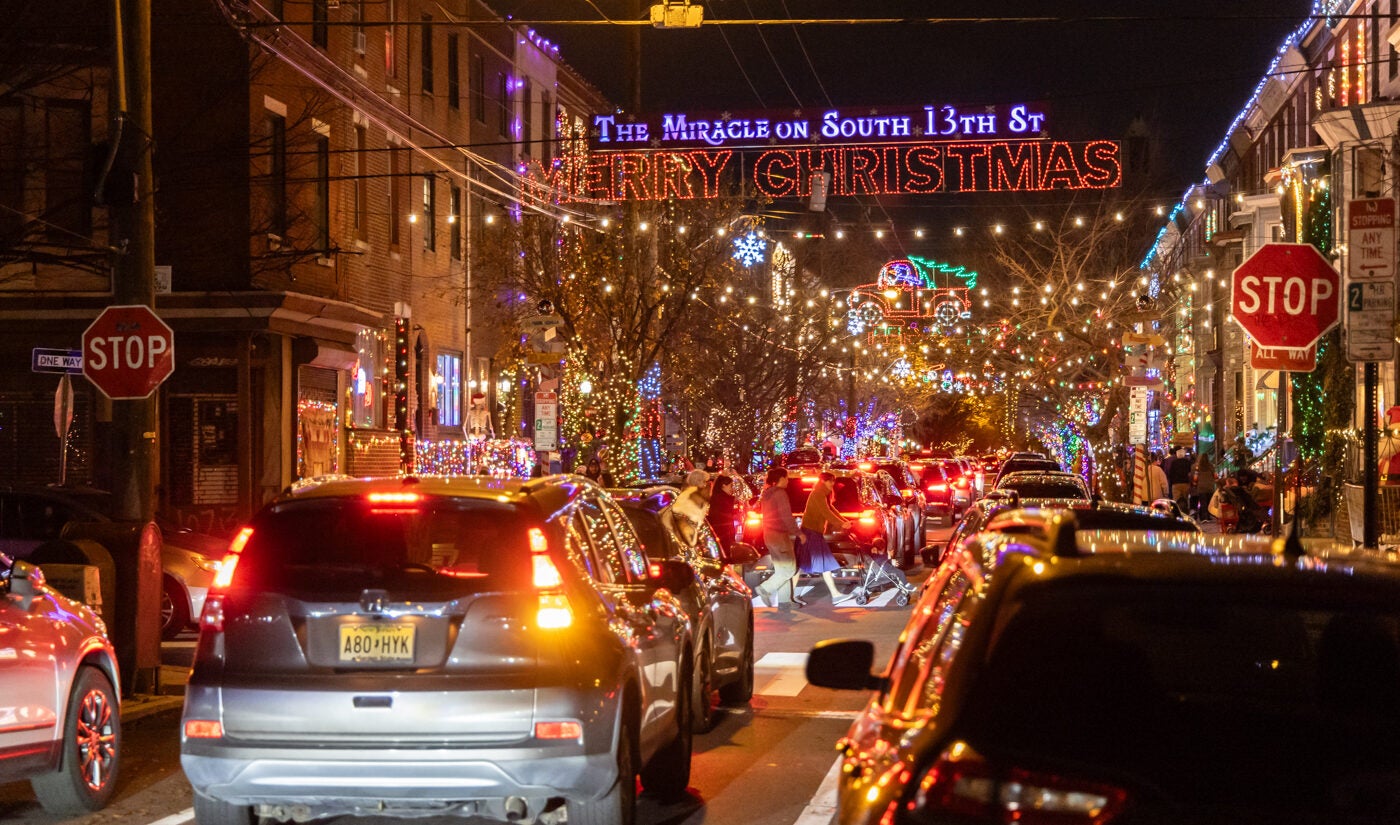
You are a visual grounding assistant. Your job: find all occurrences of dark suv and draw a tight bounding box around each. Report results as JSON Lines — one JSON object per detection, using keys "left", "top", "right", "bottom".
{"left": 810, "top": 518, "right": 1400, "bottom": 825}
{"left": 612, "top": 486, "right": 759, "bottom": 731}
{"left": 181, "top": 475, "right": 694, "bottom": 825}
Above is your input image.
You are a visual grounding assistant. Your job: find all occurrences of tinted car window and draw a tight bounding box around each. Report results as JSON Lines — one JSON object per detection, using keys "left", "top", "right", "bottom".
{"left": 875, "top": 464, "right": 913, "bottom": 490}
{"left": 963, "top": 586, "right": 1400, "bottom": 801}
{"left": 997, "top": 480, "right": 1088, "bottom": 499}
{"left": 617, "top": 504, "right": 672, "bottom": 561}
{"left": 597, "top": 496, "right": 649, "bottom": 581}
{"left": 886, "top": 570, "right": 974, "bottom": 716}
{"left": 831, "top": 479, "right": 865, "bottom": 512}
{"left": 238, "top": 498, "right": 533, "bottom": 597}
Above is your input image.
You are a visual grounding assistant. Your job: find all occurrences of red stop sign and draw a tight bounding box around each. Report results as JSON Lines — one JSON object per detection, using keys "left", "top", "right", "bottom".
{"left": 1230, "top": 243, "right": 1340, "bottom": 349}
{"left": 82, "top": 305, "right": 175, "bottom": 399}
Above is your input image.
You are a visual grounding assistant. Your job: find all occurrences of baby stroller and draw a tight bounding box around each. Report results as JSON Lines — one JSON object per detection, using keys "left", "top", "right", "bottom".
{"left": 845, "top": 537, "right": 917, "bottom": 607}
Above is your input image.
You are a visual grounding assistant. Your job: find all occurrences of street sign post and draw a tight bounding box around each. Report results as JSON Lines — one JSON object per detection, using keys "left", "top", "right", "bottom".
{"left": 1250, "top": 342, "right": 1317, "bottom": 372}
{"left": 1346, "top": 280, "right": 1398, "bottom": 363}
{"left": 81, "top": 305, "right": 175, "bottom": 400}
{"left": 1230, "top": 243, "right": 1340, "bottom": 350}
{"left": 1347, "top": 197, "right": 1396, "bottom": 283}
{"left": 533, "top": 391, "right": 558, "bottom": 452}
{"left": 32, "top": 347, "right": 84, "bottom": 374}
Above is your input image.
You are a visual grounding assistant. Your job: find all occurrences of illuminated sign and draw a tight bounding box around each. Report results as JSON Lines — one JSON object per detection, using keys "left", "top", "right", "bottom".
{"left": 592, "top": 104, "right": 1049, "bottom": 149}
{"left": 523, "top": 140, "right": 1121, "bottom": 203}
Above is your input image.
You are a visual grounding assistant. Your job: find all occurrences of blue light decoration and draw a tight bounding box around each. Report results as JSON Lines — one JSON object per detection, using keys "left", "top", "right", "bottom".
{"left": 733, "top": 231, "right": 767, "bottom": 267}
{"left": 1033, "top": 420, "right": 1096, "bottom": 491}
{"left": 638, "top": 362, "right": 664, "bottom": 478}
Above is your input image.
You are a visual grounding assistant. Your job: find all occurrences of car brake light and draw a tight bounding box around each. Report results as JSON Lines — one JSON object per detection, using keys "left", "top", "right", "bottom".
{"left": 530, "top": 527, "right": 571, "bottom": 628}
{"left": 184, "top": 720, "right": 224, "bottom": 739}
{"left": 914, "top": 741, "right": 1128, "bottom": 824}
{"left": 199, "top": 594, "right": 225, "bottom": 633}
{"left": 649, "top": 562, "right": 663, "bottom": 579}
{"left": 211, "top": 527, "right": 253, "bottom": 591}
{"left": 928, "top": 484, "right": 948, "bottom": 493}
{"left": 745, "top": 510, "right": 761, "bottom": 526}
{"left": 859, "top": 509, "right": 877, "bottom": 526}
{"left": 534, "top": 721, "right": 583, "bottom": 740}
{"left": 859, "top": 462, "right": 874, "bottom": 471}
{"left": 955, "top": 478, "right": 969, "bottom": 489}
{"left": 367, "top": 492, "right": 420, "bottom": 504}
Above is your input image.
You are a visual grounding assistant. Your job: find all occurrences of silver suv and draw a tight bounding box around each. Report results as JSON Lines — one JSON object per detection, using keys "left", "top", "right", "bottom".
{"left": 0, "top": 554, "right": 122, "bottom": 814}
{"left": 180, "top": 475, "right": 695, "bottom": 825}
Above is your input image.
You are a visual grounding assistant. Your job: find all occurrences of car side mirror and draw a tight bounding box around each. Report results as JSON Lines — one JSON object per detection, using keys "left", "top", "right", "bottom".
{"left": 725, "top": 542, "right": 761, "bottom": 566}
{"left": 9, "top": 560, "right": 46, "bottom": 602}
{"left": 648, "top": 558, "right": 696, "bottom": 594}
{"left": 806, "top": 638, "right": 884, "bottom": 691}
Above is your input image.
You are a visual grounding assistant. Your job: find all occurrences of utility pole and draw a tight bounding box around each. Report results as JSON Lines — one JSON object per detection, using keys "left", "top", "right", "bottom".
{"left": 100, "top": 0, "right": 162, "bottom": 695}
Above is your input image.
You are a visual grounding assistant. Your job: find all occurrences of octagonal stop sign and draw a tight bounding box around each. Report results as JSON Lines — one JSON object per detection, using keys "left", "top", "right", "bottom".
{"left": 1231, "top": 243, "right": 1340, "bottom": 349}
{"left": 82, "top": 305, "right": 175, "bottom": 399}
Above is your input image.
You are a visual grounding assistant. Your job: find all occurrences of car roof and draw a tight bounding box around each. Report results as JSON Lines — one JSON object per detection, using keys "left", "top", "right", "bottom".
{"left": 276, "top": 474, "right": 588, "bottom": 516}
{"left": 984, "top": 502, "right": 1198, "bottom": 534}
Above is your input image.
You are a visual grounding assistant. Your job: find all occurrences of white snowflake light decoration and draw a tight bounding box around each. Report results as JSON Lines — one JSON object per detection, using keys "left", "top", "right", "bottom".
{"left": 732, "top": 231, "right": 767, "bottom": 267}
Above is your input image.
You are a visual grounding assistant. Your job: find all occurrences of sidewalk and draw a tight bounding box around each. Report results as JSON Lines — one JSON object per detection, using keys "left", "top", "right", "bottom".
{"left": 121, "top": 663, "right": 189, "bottom": 723}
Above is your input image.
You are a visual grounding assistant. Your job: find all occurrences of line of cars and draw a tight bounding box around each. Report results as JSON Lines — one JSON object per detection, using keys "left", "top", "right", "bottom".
{"left": 802, "top": 450, "right": 1400, "bottom": 824}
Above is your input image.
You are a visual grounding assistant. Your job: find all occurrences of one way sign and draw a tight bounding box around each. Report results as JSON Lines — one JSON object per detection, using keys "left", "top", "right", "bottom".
{"left": 32, "top": 348, "right": 84, "bottom": 374}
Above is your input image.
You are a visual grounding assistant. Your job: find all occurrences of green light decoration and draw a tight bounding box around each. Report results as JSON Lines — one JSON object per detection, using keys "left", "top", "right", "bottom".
{"left": 907, "top": 255, "right": 978, "bottom": 290}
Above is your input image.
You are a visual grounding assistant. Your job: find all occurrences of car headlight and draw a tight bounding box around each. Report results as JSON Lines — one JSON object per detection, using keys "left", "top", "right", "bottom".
{"left": 192, "top": 555, "right": 223, "bottom": 573}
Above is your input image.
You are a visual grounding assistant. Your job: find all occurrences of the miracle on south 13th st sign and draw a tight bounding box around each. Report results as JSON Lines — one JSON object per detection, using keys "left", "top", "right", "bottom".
{"left": 523, "top": 103, "right": 1121, "bottom": 203}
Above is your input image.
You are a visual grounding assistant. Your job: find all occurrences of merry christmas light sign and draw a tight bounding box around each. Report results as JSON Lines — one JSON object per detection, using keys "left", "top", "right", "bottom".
{"left": 522, "top": 140, "right": 1121, "bottom": 203}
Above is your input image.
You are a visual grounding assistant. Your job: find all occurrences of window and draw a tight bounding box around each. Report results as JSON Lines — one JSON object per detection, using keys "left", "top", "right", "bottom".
{"left": 420, "top": 15, "right": 433, "bottom": 94}
{"left": 44, "top": 101, "right": 90, "bottom": 241}
{"left": 446, "top": 35, "right": 459, "bottom": 109}
{"left": 384, "top": 0, "right": 397, "bottom": 78}
{"left": 0, "top": 103, "right": 22, "bottom": 240}
{"left": 311, "top": 0, "right": 328, "bottom": 48}
{"left": 421, "top": 175, "right": 435, "bottom": 251}
{"left": 521, "top": 77, "right": 533, "bottom": 157}
{"left": 885, "top": 570, "right": 974, "bottom": 717}
{"left": 540, "top": 91, "right": 553, "bottom": 162}
{"left": 314, "top": 134, "right": 330, "bottom": 252}
{"left": 448, "top": 185, "right": 461, "bottom": 259}
{"left": 388, "top": 147, "right": 402, "bottom": 247}
{"left": 352, "top": 328, "right": 385, "bottom": 428}
{"left": 435, "top": 352, "right": 461, "bottom": 426}
{"left": 265, "top": 113, "right": 287, "bottom": 237}
{"left": 578, "top": 499, "right": 624, "bottom": 584}
{"left": 497, "top": 72, "right": 511, "bottom": 137}
{"left": 472, "top": 53, "right": 486, "bottom": 122}
{"left": 354, "top": 126, "right": 367, "bottom": 241}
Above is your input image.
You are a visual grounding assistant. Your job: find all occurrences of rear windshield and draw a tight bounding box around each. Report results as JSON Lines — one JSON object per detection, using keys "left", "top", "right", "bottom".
{"left": 965, "top": 586, "right": 1400, "bottom": 807}
{"left": 236, "top": 497, "right": 534, "bottom": 598}
{"left": 997, "top": 480, "right": 1087, "bottom": 500}
{"left": 831, "top": 479, "right": 865, "bottom": 512}
{"left": 616, "top": 504, "right": 670, "bottom": 560}
{"left": 875, "top": 465, "right": 910, "bottom": 490}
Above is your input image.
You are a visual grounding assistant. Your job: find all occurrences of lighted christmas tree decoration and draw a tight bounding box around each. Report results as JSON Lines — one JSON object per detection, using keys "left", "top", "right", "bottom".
{"left": 732, "top": 231, "right": 768, "bottom": 267}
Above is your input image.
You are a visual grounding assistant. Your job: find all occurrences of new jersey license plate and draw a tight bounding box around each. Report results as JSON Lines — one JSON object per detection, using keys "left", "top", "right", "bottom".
{"left": 339, "top": 623, "right": 416, "bottom": 663}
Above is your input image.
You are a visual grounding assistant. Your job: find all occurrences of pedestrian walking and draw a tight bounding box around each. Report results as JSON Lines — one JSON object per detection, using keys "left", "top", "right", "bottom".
{"left": 753, "top": 467, "right": 802, "bottom": 609}
{"left": 1167, "top": 446, "right": 1192, "bottom": 507}
{"left": 799, "top": 471, "right": 850, "bottom": 604}
{"left": 1192, "top": 452, "right": 1217, "bottom": 521}
{"left": 1145, "top": 453, "right": 1170, "bottom": 504}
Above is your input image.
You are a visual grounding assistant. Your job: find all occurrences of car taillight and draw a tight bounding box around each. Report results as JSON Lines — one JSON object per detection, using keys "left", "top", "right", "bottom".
{"left": 955, "top": 478, "right": 969, "bottom": 489}
{"left": 534, "top": 721, "right": 583, "bottom": 740}
{"left": 210, "top": 526, "right": 253, "bottom": 591}
{"left": 914, "top": 742, "right": 1128, "bottom": 824}
{"left": 859, "top": 509, "right": 877, "bottom": 526}
{"left": 530, "top": 527, "right": 571, "bottom": 628}
{"left": 859, "top": 462, "right": 874, "bottom": 471}
{"left": 184, "top": 720, "right": 224, "bottom": 739}
{"left": 199, "top": 594, "right": 224, "bottom": 633}
{"left": 927, "top": 484, "right": 947, "bottom": 493}
{"left": 745, "top": 510, "right": 762, "bottom": 526}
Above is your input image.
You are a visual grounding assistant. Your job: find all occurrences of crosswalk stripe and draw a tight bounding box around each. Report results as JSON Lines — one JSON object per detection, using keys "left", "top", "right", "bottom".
{"left": 145, "top": 808, "right": 194, "bottom": 825}
{"left": 792, "top": 758, "right": 843, "bottom": 825}
{"left": 754, "top": 651, "right": 809, "bottom": 696}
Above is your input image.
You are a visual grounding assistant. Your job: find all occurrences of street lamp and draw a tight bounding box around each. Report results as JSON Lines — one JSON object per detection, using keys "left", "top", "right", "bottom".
{"left": 579, "top": 379, "right": 593, "bottom": 395}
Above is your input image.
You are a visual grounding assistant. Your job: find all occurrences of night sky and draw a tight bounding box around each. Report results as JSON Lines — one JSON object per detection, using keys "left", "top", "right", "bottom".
{"left": 496, "top": 1, "right": 1313, "bottom": 199}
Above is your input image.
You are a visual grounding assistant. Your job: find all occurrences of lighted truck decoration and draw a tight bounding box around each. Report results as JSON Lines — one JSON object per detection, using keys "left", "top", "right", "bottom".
{"left": 846, "top": 257, "right": 976, "bottom": 338}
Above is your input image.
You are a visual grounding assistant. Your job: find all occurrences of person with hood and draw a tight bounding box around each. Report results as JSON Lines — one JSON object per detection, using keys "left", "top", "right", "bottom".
{"left": 706, "top": 474, "right": 740, "bottom": 551}
{"left": 582, "top": 457, "right": 615, "bottom": 487}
